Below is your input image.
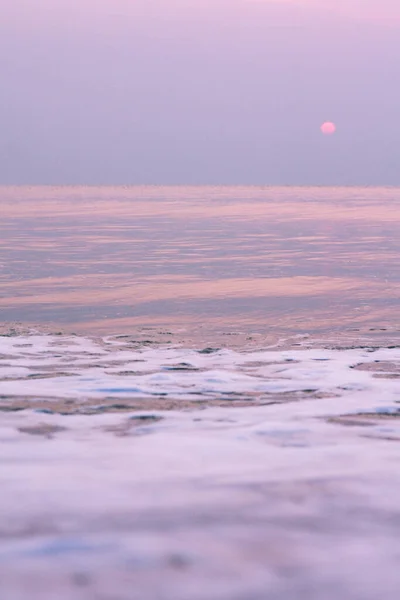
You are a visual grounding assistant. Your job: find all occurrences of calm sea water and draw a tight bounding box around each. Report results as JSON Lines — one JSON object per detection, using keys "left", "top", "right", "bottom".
{"left": 1, "top": 185, "right": 400, "bottom": 335}
{"left": 2, "top": 187, "right": 400, "bottom": 599}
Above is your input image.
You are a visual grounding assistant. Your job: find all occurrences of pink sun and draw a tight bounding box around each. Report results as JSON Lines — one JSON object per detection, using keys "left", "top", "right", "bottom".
{"left": 321, "top": 122, "right": 336, "bottom": 135}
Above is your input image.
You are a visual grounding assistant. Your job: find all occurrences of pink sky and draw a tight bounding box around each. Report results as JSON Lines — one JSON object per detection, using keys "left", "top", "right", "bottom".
{"left": 1, "top": 0, "right": 400, "bottom": 185}
{"left": 285, "top": 0, "right": 400, "bottom": 20}
{"left": 4, "top": 0, "right": 400, "bottom": 20}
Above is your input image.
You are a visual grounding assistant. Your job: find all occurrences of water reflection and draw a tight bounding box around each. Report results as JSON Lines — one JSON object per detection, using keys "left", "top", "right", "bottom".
{"left": 1, "top": 186, "right": 399, "bottom": 334}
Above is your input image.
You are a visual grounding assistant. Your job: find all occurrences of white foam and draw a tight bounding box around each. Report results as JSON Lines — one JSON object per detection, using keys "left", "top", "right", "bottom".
{"left": 1, "top": 334, "right": 400, "bottom": 599}
{"left": 1, "top": 335, "right": 399, "bottom": 415}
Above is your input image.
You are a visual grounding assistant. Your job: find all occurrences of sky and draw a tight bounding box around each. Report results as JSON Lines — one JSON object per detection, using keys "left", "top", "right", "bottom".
{"left": 1, "top": 0, "right": 399, "bottom": 185}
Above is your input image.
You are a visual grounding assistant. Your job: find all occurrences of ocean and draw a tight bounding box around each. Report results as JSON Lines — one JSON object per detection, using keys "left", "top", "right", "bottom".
{"left": 1, "top": 186, "right": 400, "bottom": 599}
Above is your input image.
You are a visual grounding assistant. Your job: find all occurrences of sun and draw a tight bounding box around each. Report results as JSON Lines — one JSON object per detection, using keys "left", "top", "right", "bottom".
{"left": 321, "top": 122, "right": 336, "bottom": 135}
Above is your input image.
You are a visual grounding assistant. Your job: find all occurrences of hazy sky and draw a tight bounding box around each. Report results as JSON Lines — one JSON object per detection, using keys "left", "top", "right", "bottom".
{"left": 1, "top": 0, "right": 399, "bottom": 185}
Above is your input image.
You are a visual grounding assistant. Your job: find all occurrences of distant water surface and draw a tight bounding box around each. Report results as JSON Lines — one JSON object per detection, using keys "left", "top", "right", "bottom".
{"left": 1, "top": 186, "right": 399, "bottom": 336}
